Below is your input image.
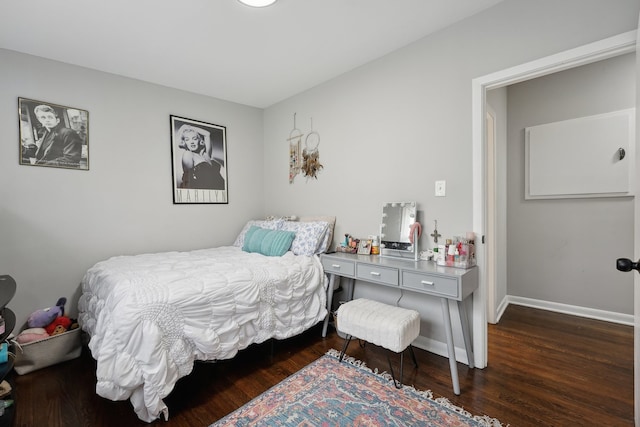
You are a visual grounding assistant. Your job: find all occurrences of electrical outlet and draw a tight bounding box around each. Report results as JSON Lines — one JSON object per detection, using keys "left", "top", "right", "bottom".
{"left": 435, "top": 180, "right": 446, "bottom": 197}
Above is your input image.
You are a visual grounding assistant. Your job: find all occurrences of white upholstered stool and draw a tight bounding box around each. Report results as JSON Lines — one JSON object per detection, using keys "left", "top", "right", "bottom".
{"left": 337, "top": 298, "right": 420, "bottom": 388}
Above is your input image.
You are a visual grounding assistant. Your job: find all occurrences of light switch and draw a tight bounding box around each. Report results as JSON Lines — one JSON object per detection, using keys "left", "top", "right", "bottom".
{"left": 435, "top": 180, "right": 446, "bottom": 197}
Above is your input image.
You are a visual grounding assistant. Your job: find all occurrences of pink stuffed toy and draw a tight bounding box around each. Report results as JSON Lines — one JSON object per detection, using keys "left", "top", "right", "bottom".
{"left": 27, "top": 297, "right": 66, "bottom": 328}
{"left": 15, "top": 327, "right": 49, "bottom": 344}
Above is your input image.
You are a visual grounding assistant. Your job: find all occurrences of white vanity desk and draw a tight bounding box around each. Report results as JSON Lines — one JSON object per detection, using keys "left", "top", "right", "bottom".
{"left": 321, "top": 251, "right": 478, "bottom": 395}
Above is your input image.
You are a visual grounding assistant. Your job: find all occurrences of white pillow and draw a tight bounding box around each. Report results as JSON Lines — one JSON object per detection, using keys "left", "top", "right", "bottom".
{"left": 299, "top": 216, "right": 336, "bottom": 253}
{"left": 233, "top": 219, "right": 283, "bottom": 247}
{"left": 280, "top": 221, "right": 329, "bottom": 256}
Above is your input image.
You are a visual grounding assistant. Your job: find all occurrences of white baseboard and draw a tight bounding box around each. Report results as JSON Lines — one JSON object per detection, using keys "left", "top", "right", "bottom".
{"left": 413, "top": 335, "right": 469, "bottom": 365}
{"left": 495, "top": 296, "right": 509, "bottom": 323}
{"left": 506, "top": 295, "right": 634, "bottom": 326}
{"left": 412, "top": 295, "right": 632, "bottom": 366}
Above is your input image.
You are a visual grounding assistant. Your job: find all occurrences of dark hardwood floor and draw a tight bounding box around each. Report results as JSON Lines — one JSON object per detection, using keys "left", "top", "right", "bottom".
{"left": 10, "top": 305, "right": 634, "bottom": 426}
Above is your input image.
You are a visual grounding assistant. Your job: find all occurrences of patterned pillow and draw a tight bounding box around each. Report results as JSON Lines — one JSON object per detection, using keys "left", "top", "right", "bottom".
{"left": 298, "top": 216, "right": 336, "bottom": 254}
{"left": 233, "top": 219, "right": 283, "bottom": 247}
{"left": 280, "top": 221, "right": 330, "bottom": 256}
{"left": 242, "top": 226, "right": 296, "bottom": 256}
{"left": 314, "top": 221, "right": 333, "bottom": 253}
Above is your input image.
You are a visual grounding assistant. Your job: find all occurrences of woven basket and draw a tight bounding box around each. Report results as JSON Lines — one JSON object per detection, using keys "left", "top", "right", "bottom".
{"left": 333, "top": 312, "right": 347, "bottom": 339}
{"left": 14, "top": 328, "right": 82, "bottom": 375}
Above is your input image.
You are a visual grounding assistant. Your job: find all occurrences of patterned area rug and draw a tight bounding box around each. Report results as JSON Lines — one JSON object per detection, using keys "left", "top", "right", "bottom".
{"left": 211, "top": 349, "right": 503, "bottom": 426}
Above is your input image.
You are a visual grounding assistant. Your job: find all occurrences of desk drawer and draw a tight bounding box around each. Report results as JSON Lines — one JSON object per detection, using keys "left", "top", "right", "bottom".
{"left": 402, "top": 271, "right": 459, "bottom": 298}
{"left": 322, "top": 257, "right": 355, "bottom": 277}
{"left": 356, "top": 264, "right": 398, "bottom": 286}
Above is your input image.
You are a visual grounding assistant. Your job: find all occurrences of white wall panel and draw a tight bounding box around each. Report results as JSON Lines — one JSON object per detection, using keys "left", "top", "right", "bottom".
{"left": 525, "top": 109, "right": 635, "bottom": 199}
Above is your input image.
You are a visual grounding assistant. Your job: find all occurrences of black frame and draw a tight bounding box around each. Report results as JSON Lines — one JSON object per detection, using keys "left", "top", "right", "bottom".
{"left": 18, "top": 97, "right": 89, "bottom": 170}
{"left": 170, "top": 115, "right": 228, "bottom": 204}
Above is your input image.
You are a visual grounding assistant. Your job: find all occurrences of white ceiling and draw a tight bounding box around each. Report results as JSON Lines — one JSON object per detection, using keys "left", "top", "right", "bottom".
{"left": 0, "top": 0, "right": 504, "bottom": 108}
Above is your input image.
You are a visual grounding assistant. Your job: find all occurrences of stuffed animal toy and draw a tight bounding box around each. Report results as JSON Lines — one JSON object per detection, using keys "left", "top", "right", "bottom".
{"left": 15, "top": 328, "right": 49, "bottom": 344}
{"left": 26, "top": 297, "right": 66, "bottom": 328}
{"left": 44, "top": 316, "right": 72, "bottom": 335}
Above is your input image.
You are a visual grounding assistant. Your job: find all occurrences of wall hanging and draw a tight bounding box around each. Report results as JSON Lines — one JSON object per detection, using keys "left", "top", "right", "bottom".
{"left": 18, "top": 97, "right": 89, "bottom": 170}
{"left": 288, "top": 113, "right": 303, "bottom": 183}
{"left": 301, "top": 118, "right": 323, "bottom": 179}
{"left": 287, "top": 113, "right": 323, "bottom": 183}
{"left": 170, "top": 115, "right": 228, "bottom": 204}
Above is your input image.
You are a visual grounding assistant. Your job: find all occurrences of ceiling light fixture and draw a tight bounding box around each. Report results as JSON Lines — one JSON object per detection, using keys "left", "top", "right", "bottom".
{"left": 238, "top": 0, "right": 277, "bottom": 7}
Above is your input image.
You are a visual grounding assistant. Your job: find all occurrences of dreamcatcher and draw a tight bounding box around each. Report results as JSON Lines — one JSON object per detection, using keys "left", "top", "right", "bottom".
{"left": 287, "top": 113, "right": 303, "bottom": 183}
{"left": 301, "top": 118, "right": 323, "bottom": 179}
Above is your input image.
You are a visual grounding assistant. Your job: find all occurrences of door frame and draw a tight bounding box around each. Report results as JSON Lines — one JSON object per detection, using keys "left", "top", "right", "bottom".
{"left": 470, "top": 30, "right": 637, "bottom": 369}
{"left": 485, "top": 105, "right": 498, "bottom": 325}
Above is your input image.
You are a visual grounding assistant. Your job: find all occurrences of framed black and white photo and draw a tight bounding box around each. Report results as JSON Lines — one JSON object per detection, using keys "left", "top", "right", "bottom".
{"left": 170, "top": 115, "right": 228, "bottom": 204}
{"left": 357, "top": 238, "right": 372, "bottom": 255}
{"left": 18, "top": 97, "right": 89, "bottom": 170}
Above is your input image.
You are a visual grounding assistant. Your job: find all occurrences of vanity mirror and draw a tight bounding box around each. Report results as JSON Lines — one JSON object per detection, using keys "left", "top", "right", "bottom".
{"left": 380, "top": 201, "right": 418, "bottom": 260}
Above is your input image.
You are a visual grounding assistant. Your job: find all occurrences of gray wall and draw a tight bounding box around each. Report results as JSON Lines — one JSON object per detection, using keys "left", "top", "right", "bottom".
{"left": 1, "top": 0, "right": 638, "bottom": 353}
{"left": 263, "top": 0, "right": 639, "bottom": 350}
{"left": 0, "top": 49, "right": 265, "bottom": 327}
{"left": 506, "top": 53, "right": 635, "bottom": 314}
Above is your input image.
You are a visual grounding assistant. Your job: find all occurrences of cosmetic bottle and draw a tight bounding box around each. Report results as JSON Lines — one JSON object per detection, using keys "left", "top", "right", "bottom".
{"left": 371, "top": 236, "right": 380, "bottom": 255}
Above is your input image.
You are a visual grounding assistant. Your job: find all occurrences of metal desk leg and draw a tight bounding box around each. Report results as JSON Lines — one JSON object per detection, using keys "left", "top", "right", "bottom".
{"left": 346, "top": 277, "right": 354, "bottom": 301}
{"left": 441, "top": 298, "right": 461, "bottom": 395}
{"left": 457, "top": 299, "right": 475, "bottom": 369}
{"left": 322, "top": 274, "right": 336, "bottom": 337}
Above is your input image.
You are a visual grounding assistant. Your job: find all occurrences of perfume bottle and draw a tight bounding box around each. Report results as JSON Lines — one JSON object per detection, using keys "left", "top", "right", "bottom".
{"left": 371, "top": 236, "right": 380, "bottom": 255}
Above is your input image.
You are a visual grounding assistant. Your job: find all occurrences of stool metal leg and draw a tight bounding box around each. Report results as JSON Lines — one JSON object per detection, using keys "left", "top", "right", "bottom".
{"left": 388, "top": 346, "right": 418, "bottom": 389}
{"left": 387, "top": 351, "right": 403, "bottom": 389}
{"left": 339, "top": 335, "right": 352, "bottom": 362}
{"left": 408, "top": 344, "right": 418, "bottom": 368}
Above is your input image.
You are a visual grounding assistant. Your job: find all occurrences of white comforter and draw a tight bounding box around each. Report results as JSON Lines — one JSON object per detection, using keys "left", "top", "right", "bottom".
{"left": 78, "top": 246, "right": 327, "bottom": 422}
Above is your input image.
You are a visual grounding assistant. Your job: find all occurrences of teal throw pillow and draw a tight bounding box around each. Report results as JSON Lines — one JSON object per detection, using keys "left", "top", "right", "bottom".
{"left": 242, "top": 226, "right": 296, "bottom": 256}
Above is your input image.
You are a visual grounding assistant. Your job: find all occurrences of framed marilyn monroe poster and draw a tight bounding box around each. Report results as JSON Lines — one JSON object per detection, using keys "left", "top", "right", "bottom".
{"left": 170, "top": 115, "right": 228, "bottom": 204}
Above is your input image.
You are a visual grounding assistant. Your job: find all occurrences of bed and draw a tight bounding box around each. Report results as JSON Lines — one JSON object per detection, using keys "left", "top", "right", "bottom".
{"left": 78, "top": 216, "right": 335, "bottom": 422}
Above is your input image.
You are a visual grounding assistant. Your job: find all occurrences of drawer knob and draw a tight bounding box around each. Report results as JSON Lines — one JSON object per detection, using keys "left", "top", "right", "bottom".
{"left": 421, "top": 280, "right": 435, "bottom": 286}
{"left": 370, "top": 271, "right": 381, "bottom": 276}
{"left": 332, "top": 264, "right": 341, "bottom": 268}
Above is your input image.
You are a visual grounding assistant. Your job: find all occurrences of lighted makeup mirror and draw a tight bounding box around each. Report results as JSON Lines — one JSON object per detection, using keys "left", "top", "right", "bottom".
{"left": 380, "top": 201, "right": 418, "bottom": 260}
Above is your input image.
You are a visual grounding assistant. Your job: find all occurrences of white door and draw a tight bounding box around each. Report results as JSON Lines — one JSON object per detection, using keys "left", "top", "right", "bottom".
{"left": 618, "top": 18, "right": 640, "bottom": 425}
{"left": 634, "top": 18, "right": 639, "bottom": 426}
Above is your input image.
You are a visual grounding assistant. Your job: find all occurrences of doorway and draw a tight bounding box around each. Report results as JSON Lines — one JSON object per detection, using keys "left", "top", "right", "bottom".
{"left": 470, "top": 30, "right": 637, "bottom": 370}
{"left": 488, "top": 54, "right": 635, "bottom": 325}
